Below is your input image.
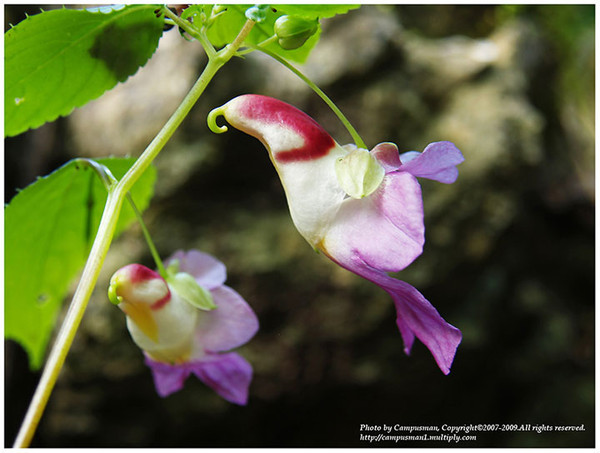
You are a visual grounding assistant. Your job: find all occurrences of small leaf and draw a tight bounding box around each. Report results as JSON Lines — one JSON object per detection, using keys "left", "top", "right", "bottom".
{"left": 4, "top": 158, "right": 157, "bottom": 369}
{"left": 5, "top": 5, "right": 164, "bottom": 137}
{"left": 166, "top": 272, "right": 217, "bottom": 311}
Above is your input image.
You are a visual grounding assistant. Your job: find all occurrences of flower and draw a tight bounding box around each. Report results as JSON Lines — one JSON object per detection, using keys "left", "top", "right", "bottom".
{"left": 108, "top": 249, "right": 259, "bottom": 404}
{"left": 208, "top": 94, "right": 464, "bottom": 374}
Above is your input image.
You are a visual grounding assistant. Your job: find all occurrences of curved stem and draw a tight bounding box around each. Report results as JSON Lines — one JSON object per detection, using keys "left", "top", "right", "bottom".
{"left": 162, "top": 6, "right": 216, "bottom": 59}
{"left": 253, "top": 45, "right": 368, "bottom": 149}
{"left": 73, "top": 158, "right": 167, "bottom": 277}
{"left": 13, "top": 19, "right": 255, "bottom": 448}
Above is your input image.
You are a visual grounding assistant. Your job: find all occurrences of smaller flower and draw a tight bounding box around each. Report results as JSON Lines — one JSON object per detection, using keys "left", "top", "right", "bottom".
{"left": 109, "top": 249, "right": 258, "bottom": 405}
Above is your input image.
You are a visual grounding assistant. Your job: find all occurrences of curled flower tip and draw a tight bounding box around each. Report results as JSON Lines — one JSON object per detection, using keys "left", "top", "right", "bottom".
{"left": 207, "top": 106, "right": 228, "bottom": 134}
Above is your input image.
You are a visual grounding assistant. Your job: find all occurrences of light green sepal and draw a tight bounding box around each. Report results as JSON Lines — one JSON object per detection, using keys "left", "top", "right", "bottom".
{"left": 166, "top": 272, "right": 217, "bottom": 311}
{"left": 335, "top": 148, "right": 385, "bottom": 199}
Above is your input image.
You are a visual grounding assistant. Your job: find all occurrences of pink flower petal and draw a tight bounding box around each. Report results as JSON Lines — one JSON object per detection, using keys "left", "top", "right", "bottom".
{"left": 323, "top": 171, "right": 424, "bottom": 273}
{"left": 166, "top": 249, "right": 227, "bottom": 290}
{"left": 144, "top": 353, "right": 253, "bottom": 404}
{"left": 388, "top": 279, "right": 462, "bottom": 374}
{"left": 144, "top": 356, "right": 191, "bottom": 397}
{"left": 371, "top": 142, "right": 402, "bottom": 173}
{"left": 399, "top": 141, "right": 464, "bottom": 184}
{"left": 325, "top": 254, "right": 461, "bottom": 374}
{"left": 194, "top": 285, "right": 259, "bottom": 354}
{"left": 191, "top": 352, "right": 253, "bottom": 405}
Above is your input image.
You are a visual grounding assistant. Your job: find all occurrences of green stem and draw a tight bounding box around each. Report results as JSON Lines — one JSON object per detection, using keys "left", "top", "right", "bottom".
{"left": 253, "top": 45, "right": 368, "bottom": 149}
{"left": 75, "top": 157, "right": 168, "bottom": 278}
{"left": 126, "top": 192, "right": 167, "bottom": 278}
{"left": 162, "top": 6, "right": 216, "bottom": 59}
{"left": 13, "top": 19, "right": 255, "bottom": 449}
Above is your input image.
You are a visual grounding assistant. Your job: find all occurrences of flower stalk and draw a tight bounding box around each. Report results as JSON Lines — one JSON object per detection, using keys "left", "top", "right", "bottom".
{"left": 13, "top": 17, "right": 255, "bottom": 448}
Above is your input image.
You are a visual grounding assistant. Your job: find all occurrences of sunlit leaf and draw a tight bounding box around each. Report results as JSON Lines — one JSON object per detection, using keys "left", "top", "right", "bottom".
{"left": 274, "top": 4, "right": 361, "bottom": 19}
{"left": 5, "top": 5, "right": 164, "bottom": 137}
{"left": 184, "top": 4, "right": 359, "bottom": 63}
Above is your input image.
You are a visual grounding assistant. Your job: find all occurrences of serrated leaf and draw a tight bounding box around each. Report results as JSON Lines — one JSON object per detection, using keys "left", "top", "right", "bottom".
{"left": 4, "top": 158, "right": 157, "bottom": 369}
{"left": 5, "top": 5, "right": 164, "bottom": 137}
{"left": 274, "top": 4, "right": 361, "bottom": 19}
{"left": 181, "top": 4, "right": 360, "bottom": 63}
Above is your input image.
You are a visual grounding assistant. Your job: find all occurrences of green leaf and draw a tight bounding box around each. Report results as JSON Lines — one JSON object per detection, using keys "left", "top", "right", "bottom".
{"left": 5, "top": 5, "right": 164, "bottom": 137}
{"left": 5, "top": 158, "right": 157, "bottom": 369}
{"left": 210, "top": 5, "right": 317, "bottom": 63}
{"left": 191, "top": 4, "right": 359, "bottom": 64}
{"left": 273, "top": 5, "right": 361, "bottom": 20}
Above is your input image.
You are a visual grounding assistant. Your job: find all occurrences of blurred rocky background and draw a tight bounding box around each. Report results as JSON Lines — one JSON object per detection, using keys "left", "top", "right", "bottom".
{"left": 5, "top": 4, "right": 594, "bottom": 448}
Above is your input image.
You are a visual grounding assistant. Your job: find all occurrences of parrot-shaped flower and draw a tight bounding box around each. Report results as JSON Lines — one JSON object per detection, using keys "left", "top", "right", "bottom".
{"left": 208, "top": 94, "right": 464, "bottom": 374}
{"left": 108, "top": 249, "right": 259, "bottom": 404}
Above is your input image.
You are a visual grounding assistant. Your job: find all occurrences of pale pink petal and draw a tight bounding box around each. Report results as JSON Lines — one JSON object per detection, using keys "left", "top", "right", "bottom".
{"left": 399, "top": 141, "right": 464, "bottom": 184}
{"left": 144, "top": 353, "right": 253, "bottom": 404}
{"left": 191, "top": 352, "right": 253, "bottom": 405}
{"left": 166, "top": 249, "right": 227, "bottom": 290}
{"left": 323, "top": 171, "right": 424, "bottom": 273}
{"left": 144, "top": 356, "right": 191, "bottom": 397}
{"left": 194, "top": 285, "right": 259, "bottom": 354}
{"left": 371, "top": 142, "right": 402, "bottom": 173}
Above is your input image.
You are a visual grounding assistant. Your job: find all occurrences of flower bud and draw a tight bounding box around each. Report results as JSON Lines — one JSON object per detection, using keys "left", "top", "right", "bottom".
{"left": 108, "top": 263, "right": 199, "bottom": 362}
{"left": 274, "top": 15, "right": 319, "bottom": 50}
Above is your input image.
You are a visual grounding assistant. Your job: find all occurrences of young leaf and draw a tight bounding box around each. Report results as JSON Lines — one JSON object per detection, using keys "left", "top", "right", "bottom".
{"left": 5, "top": 5, "right": 164, "bottom": 137}
{"left": 4, "top": 158, "right": 157, "bottom": 369}
{"left": 197, "top": 4, "right": 359, "bottom": 63}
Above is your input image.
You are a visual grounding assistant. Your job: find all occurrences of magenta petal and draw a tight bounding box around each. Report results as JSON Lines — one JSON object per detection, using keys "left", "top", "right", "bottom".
{"left": 388, "top": 279, "right": 461, "bottom": 374}
{"left": 399, "top": 141, "right": 464, "bottom": 184}
{"left": 195, "top": 285, "right": 259, "bottom": 353}
{"left": 324, "top": 171, "right": 424, "bottom": 273}
{"left": 327, "top": 255, "right": 461, "bottom": 374}
{"left": 191, "top": 352, "right": 253, "bottom": 405}
{"left": 144, "top": 356, "right": 191, "bottom": 397}
{"left": 166, "top": 249, "right": 227, "bottom": 290}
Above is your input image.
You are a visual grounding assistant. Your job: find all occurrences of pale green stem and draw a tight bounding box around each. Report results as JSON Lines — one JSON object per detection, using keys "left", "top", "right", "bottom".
{"left": 13, "top": 19, "right": 255, "bottom": 448}
{"left": 252, "top": 45, "right": 368, "bottom": 149}
{"left": 74, "top": 158, "right": 168, "bottom": 278}
{"left": 126, "top": 193, "right": 167, "bottom": 278}
{"left": 162, "top": 6, "right": 216, "bottom": 59}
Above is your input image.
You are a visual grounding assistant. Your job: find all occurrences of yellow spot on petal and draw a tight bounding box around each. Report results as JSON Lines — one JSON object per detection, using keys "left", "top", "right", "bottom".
{"left": 122, "top": 301, "right": 158, "bottom": 342}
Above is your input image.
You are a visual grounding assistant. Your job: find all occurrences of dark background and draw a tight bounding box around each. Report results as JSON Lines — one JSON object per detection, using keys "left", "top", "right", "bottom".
{"left": 5, "top": 4, "right": 594, "bottom": 448}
